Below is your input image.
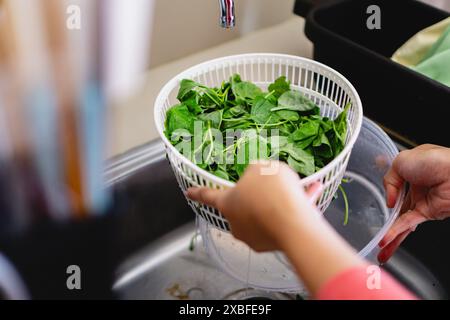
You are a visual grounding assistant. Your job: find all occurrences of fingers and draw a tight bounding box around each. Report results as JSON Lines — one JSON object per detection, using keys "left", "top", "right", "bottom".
{"left": 186, "top": 187, "right": 224, "bottom": 209}
{"left": 414, "top": 143, "right": 440, "bottom": 151}
{"left": 383, "top": 162, "right": 405, "bottom": 208}
{"left": 306, "top": 181, "right": 324, "bottom": 204}
{"left": 400, "top": 191, "right": 412, "bottom": 214}
{"left": 378, "top": 209, "right": 426, "bottom": 248}
{"left": 377, "top": 229, "right": 412, "bottom": 264}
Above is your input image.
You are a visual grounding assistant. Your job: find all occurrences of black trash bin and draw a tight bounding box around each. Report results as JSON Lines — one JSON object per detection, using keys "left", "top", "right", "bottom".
{"left": 295, "top": 0, "right": 450, "bottom": 146}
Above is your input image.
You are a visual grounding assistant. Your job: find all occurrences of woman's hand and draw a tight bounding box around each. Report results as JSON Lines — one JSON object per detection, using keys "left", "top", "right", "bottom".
{"left": 379, "top": 144, "right": 450, "bottom": 263}
{"left": 187, "top": 161, "right": 323, "bottom": 252}
{"left": 187, "top": 161, "right": 365, "bottom": 295}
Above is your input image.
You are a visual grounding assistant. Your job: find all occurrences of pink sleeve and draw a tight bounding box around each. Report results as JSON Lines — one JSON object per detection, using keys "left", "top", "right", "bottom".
{"left": 316, "top": 264, "right": 418, "bottom": 300}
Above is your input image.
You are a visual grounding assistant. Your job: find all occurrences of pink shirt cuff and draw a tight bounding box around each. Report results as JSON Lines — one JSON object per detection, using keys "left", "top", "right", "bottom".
{"left": 316, "top": 264, "right": 418, "bottom": 300}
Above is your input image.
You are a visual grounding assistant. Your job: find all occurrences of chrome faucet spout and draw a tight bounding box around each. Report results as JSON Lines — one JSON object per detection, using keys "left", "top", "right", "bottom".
{"left": 219, "top": 0, "right": 235, "bottom": 28}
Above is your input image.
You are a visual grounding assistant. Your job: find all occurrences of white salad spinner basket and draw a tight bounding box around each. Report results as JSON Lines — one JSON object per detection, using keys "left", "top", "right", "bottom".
{"left": 155, "top": 54, "right": 363, "bottom": 232}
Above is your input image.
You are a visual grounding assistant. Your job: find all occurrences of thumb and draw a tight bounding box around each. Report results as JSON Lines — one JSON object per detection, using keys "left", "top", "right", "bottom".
{"left": 383, "top": 164, "right": 405, "bottom": 208}
{"left": 306, "top": 181, "right": 323, "bottom": 204}
{"left": 186, "top": 187, "right": 224, "bottom": 209}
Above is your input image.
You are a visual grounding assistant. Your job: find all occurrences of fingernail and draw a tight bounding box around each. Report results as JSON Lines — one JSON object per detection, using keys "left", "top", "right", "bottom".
{"left": 385, "top": 185, "right": 396, "bottom": 208}
{"left": 377, "top": 252, "right": 386, "bottom": 264}
{"left": 378, "top": 237, "right": 387, "bottom": 248}
{"left": 308, "top": 182, "right": 324, "bottom": 204}
{"left": 185, "top": 188, "right": 194, "bottom": 198}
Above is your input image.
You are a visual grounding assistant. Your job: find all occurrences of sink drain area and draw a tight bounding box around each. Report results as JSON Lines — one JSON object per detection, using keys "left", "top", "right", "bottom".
{"left": 166, "top": 284, "right": 298, "bottom": 300}
{"left": 222, "top": 288, "right": 296, "bottom": 300}
{"left": 114, "top": 224, "right": 306, "bottom": 300}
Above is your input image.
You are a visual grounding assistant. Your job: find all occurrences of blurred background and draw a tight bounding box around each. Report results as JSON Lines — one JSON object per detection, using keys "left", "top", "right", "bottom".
{"left": 0, "top": 0, "right": 448, "bottom": 300}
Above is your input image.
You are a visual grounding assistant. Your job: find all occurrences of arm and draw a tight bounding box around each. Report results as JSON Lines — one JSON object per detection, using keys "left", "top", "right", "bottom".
{"left": 187, "top": 161, "right": 415, "bottom": 299}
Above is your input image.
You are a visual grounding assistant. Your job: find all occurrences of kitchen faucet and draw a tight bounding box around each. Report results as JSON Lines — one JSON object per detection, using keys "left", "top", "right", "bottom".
{"left": 219, "top": 0, "right": 235, "bottom": 28}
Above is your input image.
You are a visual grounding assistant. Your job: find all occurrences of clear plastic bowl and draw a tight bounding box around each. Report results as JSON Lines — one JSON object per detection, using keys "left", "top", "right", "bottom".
{"left": 199, "top": 117, "right": 405, "bottom": 293}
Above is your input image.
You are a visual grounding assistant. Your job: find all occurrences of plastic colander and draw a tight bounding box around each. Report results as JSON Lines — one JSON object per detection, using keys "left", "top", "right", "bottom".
{"left": 154, "top": 53, "right": 363, "bottom": 232}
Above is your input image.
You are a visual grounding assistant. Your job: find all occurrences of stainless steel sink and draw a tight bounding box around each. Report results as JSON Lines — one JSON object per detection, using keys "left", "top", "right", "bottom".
{"left": 113, "top": 223, "right": 297, "bottom": 300}
{"left": 107, "top": 140, "right": 449, "bottom": 300}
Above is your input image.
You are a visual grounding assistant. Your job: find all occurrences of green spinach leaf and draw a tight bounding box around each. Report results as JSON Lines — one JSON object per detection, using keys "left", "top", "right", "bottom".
{"left": 268, "top": 76, "right": 291, "bottom": 98}
{"left": 198, "top": 110, "right": 223, "bottom": 129}
{"left": 271, "top": 91, "right": 318, "bottom": 112}
{"left": 251, "top": 97, "right": 280, "bottom": 125}
{"left": 165, "top": 104, "right": 196, "bottom": 137}
{"left": 232, "top": 81, "right": 263, "bottom": 103}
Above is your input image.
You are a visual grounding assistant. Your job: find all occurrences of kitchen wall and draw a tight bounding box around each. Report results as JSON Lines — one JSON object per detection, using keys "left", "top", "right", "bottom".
{"left": 149, "top": 0, "right": 296, "bottom": 68}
